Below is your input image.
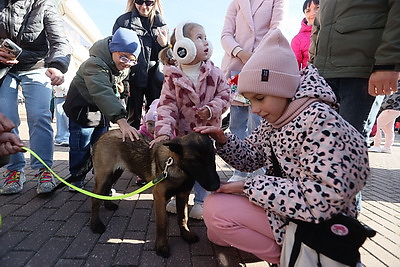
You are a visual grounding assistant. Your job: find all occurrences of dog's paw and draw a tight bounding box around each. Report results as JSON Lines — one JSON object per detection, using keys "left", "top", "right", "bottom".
{"left": 155, "top": 245, "right": 170, "bottom": 258}
{"left": 181, "top": 231, "right": 199, "bottom": 244}
{"left": 90, "top": 219, "right": 106, "bottom": 234}
{"left": 104, "top": 201, "right": 118, "bottom": 211}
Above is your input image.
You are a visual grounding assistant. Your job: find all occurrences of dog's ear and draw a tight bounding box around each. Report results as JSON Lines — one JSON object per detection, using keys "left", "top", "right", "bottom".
{"left": 164, "top": 139, "right": 183, "bottom": 155}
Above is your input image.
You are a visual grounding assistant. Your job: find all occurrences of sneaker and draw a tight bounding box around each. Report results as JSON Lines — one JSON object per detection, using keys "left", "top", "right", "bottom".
{"left": 135, "top": 177, "right": 147, "bottom": 186}
{"left": 54, "top": 141, "right": 69, "bottom": 147}
{"left": 0, "top": 170, "right": 25, "bottom": 195}
{"left": 36, "top": 168, "right": 56, "bottom": 194}
{"left": 166, "top": 198, "right": 177, "bottom": 214}
{"left": 368, "top": 146, "right": 382, "bottom": 153}
{"left": 68, "top": 179, "right": 85, "bottom": 192}
{"left": 381, "top": 147, "right": 392, "bottom": 154}
{"left": 189, "top": 202, "right": 203, "bottom": 220}
{"left": 227, "top": 174, "right": 247, "bottom": 182}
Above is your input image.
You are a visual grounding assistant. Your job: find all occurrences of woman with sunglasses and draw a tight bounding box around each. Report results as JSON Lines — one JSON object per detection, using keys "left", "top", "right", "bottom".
{"left": 63, "top": 28, "right": 142, "bottom": 190}
{"left": 113, "top": 0, "right": 169, "bottom": 129}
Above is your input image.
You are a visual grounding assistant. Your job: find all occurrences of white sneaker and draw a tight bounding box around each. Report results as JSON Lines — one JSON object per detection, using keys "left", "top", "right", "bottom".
{"left": 381, "top": 147, "right": 392, "bottom": 154}
{"left": 227, "top": 174, "right": 247, "bottom": 182}
{"left": 189, "top": 202, "right": 203, "bottom": 220}
{"left": 368, "top": 146, "right": 382, "bottom": 153}
{"left": 166, "top": 198, "right": 177, "bottom": 214}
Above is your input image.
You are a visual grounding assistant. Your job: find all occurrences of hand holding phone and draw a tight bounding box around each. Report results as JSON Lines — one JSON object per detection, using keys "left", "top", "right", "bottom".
{"left": 0, "top": 38, "right": 22, "bottom": 65}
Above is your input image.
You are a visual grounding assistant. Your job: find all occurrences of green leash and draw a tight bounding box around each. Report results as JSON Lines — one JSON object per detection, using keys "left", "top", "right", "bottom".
{"left": 21, "top": 147, "right": 170, "bottom": 200}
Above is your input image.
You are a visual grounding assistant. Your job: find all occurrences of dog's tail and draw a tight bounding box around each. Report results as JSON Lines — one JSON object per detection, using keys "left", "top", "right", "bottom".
{"left": 53, "top": 157, "right": 93, "bottom": 190}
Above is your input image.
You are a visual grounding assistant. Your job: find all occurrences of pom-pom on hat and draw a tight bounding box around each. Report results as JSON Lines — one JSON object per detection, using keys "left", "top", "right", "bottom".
{"left": 145, "top": 99, "right": 159, "bottom": 122}
{"left": 109, "top": 28, "right": 141, "bottom": 59}
{"left": 238, "top": 28, "right": 300, "bottom": 98}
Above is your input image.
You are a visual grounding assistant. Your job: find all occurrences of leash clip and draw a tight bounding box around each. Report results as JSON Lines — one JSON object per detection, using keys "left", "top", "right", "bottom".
{"left": 162, "top": 157, "right": 174, "bottom": 179}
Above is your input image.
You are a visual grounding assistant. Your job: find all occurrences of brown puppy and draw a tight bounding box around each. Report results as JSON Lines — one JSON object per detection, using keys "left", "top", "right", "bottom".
{"left": 89, "top": 129, "right": 220, "bottom": 258}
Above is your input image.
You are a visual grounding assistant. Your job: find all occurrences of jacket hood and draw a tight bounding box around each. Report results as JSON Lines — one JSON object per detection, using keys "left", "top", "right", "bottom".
{"left": 271, "top": 64, "right": 338, "bottom": 128}
{"left": 89, "top": 37, "right": 119, "bottom": 74}
{"left": 294, "top": 64, "right": 338, "bottom": 108}
{"left": 299, "top": 18, "right": 312, "bottom": 34}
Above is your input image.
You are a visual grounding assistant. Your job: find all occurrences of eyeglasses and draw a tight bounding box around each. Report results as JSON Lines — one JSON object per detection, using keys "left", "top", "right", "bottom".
{"left": 119, "top": 56, "right": 137, "bottom": 66}
{"left": 135, "top": 0, "right": 155, "bottom": 7}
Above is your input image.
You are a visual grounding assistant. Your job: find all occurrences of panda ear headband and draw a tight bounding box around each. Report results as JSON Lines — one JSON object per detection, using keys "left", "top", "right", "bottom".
{"left": 172, "top": 22, "right": 197, "bottom": 64}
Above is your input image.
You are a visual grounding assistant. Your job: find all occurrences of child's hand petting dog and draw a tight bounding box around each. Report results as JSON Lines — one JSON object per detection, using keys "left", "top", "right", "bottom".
{"left": 149, "top": 135, "right": 170, "bottom": 148}
{"left": 116, "top": 118, "right": 140, "bottom": 142}
{"left": 194, "top": 126, "right": 227, "bottom": 145}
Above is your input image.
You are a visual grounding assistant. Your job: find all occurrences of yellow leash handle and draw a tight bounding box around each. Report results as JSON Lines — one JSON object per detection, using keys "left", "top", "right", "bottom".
{"left": 21, "top": 147, "right": 166, "bottom": 200}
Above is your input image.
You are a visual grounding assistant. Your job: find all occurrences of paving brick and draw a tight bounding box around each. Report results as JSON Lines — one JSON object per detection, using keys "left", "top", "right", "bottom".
{"left": 0, "top": 251, "right": 35, "bottom": 267}
{"left": 85, "top": 243, "right": 118, "bottom": 266}
{"left": 24, "top": 237, "right": 71, "bottom": 266}
{"left": 112, "top": 231, "right": 146, "bottom": 266}
{"left": 13, "top": 207, "right": 57, "bottom": 231}
{"left": 126, "top": 208, "right": 152, "bottom": 231}
{"left": 62, "top": 227, "right": 100, "bottom": 259}
{"left": 54, "top": 258, "right": 85, "bottom": 267}
{"left": 16, "top": 221, "right": 63, "bottom": 251}
{"left": 0, "top": 231, "right": 30, "bottom": 259}
{"left": 55, "top": 212, "right": 90, "bottom": 237}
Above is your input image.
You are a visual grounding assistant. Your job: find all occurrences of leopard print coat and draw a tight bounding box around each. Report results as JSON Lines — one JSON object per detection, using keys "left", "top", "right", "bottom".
{"left": 217, "top": 65, "right": 369, "bottom": 245}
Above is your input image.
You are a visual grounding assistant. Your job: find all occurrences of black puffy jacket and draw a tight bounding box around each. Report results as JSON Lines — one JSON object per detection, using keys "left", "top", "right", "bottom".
{"left": 112, "top": 9, "right": 166, "bottom": 87}
{"left": 0, "top": 0, "right": 71, "bottom": 73}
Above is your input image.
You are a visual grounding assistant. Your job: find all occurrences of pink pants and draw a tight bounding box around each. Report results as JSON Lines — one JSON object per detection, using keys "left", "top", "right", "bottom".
{"left": 203, "top": 193, "right": 281, "bottom": 263}
{"left": 374, "top": 109, "right": 400, "bottom": 148}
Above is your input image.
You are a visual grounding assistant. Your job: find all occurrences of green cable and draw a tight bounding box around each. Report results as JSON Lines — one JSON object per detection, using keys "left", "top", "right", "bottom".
{"left": 21, "top": 147, "right": 165, "bottom": 200}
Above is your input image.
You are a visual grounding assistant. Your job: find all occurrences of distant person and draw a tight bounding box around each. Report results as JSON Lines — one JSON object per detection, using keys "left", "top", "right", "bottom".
{"left": 290, "top": 0, "right": 319, "bottom": 69}
{"left": 0, "top": 113, "right": 24, "bottom": 168}
{"left": 195, "top": 29, "right": 369, "bottom": 263}
{"left": 369, "top": 82, "right": 400, "bottom": 154}
{"left": 154, "top": 22, "right": 230, "bottom": 219}
{"left": 309, "top": 0, "right": 400, "bottom": 139}
{"left": 63, "top": 28, "right": 141, "bottom": 190}
{"left": 113, "top": 0, "right": 169, "bottom": 129}
{"left": 220, "top": 0, "right": 284, "bottom": 182}
{"left": 53, "top": 65, "right": 76, "bottom": 147}
{"left": 0, "top": 0, "right": 71, "bottom": 195}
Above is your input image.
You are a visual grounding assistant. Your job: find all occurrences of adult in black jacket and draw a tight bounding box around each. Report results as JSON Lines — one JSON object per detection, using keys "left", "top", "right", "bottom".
{"left": 113, "top": 0, "right": 168, "bottom": 129}
{"left": 0, "top": 0, "right": 71, "bottom": 195}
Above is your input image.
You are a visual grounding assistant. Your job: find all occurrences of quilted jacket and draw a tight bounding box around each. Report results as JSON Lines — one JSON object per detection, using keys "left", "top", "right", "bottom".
{"left": 0, "top": 0, "right": 71, "bottom": 73}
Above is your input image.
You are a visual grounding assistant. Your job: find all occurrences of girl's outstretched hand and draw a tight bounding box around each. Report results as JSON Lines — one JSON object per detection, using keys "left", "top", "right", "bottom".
{"left": 216, "top": 180, "right": 245, "bottom": 194}
{"left": 194, "top": 126, "right": 227, "bottom": 145}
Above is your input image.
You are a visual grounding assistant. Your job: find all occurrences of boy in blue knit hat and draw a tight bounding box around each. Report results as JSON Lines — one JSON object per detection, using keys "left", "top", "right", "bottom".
{"left": 63, "top": 28, "right": 142, "bottom": 190}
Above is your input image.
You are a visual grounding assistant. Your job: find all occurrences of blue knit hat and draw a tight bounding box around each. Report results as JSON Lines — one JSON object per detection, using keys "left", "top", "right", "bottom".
{"left": 109, "top": 28, "right": 141, "bottom": 59}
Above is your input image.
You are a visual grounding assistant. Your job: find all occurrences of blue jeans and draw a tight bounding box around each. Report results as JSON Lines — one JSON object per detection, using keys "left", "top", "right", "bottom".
{"left": 54, "top": 97, "right": 70, "bottom": 143}
{"left": 68, "top": 120, "right": 108, "bottom": 177}
{"left": 326, "top": 78, "right": 376, "bottom": 139}
{"left": 0, "top": 69, "right": 54, "bottom": 171}
{"left": 229, "top": 105, "right": 262, "bottom": 177}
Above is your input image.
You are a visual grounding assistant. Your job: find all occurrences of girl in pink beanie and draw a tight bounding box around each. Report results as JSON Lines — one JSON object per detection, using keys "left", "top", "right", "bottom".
{"left": 195, "top": 29, "right": 369, "bottom": 264}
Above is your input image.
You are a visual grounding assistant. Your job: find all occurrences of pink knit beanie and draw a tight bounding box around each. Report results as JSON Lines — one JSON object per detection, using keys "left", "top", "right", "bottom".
{"left": 145, "top": 99, "right": 159, "bottom": 122}
{"left": 238, "top": 29, "right": 300, "bottom": 98}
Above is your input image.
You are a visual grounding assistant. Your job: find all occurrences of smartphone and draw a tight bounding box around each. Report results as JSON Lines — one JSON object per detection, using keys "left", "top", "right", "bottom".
{"left": 0, "top": 38, "right": 22, "bottom": 59}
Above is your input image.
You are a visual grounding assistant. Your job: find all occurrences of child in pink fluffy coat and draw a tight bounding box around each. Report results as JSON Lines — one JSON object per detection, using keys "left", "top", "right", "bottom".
{"left": 290, "top": 0, "right": 319, "bottom": 69}
{"left": 151, "top": 22, "right": 231, "bottom": 219}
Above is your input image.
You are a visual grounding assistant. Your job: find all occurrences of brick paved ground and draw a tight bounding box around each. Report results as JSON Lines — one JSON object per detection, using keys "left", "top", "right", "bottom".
{"left": 0, "top": 104, "right": 399, "bottom": 266}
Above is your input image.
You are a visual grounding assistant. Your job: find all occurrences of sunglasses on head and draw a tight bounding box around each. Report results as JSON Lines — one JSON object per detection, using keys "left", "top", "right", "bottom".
{"left": 135, "top": 0, "right": 155, "bottom": 6}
